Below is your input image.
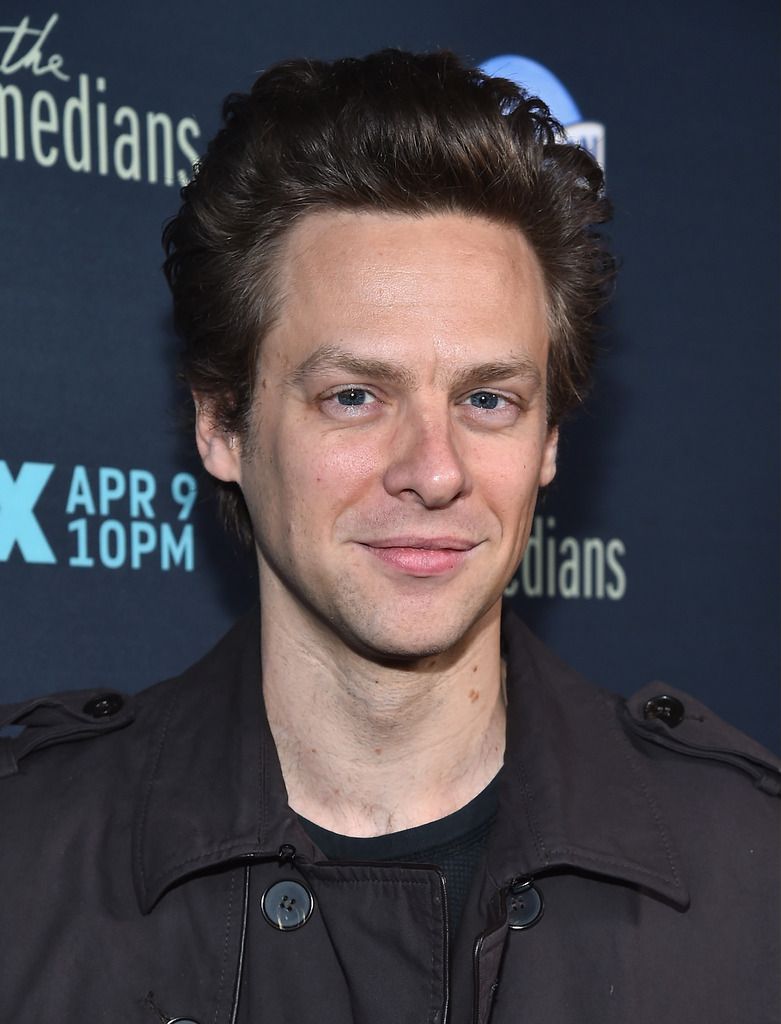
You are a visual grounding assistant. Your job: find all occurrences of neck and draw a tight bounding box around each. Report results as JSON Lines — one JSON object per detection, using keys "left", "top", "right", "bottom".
{"left": 259, "top": 580, "right": 506, "bottom": 838}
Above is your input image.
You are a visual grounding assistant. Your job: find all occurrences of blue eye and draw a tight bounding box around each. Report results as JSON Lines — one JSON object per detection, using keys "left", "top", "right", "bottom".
{"left": 336, "top": 388, "right": 372, "bottom": 406}
{"left": 469, "top": 391, "right": 502, "bottom": 410}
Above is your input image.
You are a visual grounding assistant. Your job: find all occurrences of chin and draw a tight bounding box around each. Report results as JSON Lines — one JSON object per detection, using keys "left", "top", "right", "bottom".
{"left": 361, "top": 636, "right": 458, "bottom": 665}
{"left": 331, "top": 606, "right": 488, "bottom": 666}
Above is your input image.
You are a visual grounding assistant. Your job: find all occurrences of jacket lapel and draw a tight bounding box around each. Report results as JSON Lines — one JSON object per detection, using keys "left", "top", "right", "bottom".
{"left": 132, "top": 609, "right": 318, "bottom": 913}
{"left": 484, "top": 610, "right": 688, "bottom": 908}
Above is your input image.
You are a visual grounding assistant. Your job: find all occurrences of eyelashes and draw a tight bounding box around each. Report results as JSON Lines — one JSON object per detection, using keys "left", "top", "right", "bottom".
{"left": 319, "top": 386, "right": 523, "bottom": 423}
{"left": 332, "top": 387, "right": 378, "bottom": 407}
{"left": 467, "top": 391, "right": 511, "bottom": 411}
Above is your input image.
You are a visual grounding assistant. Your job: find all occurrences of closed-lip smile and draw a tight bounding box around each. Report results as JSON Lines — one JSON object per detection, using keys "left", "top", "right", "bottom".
{"left": 362, "top": 536, "right": 477, "bottom": 550}
{"left": 358, "top": 537, "right": 480, "bottom": 575}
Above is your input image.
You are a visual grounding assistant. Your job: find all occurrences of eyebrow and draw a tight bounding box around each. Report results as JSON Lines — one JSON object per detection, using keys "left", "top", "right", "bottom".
{"left": 286, "top": 344, "right": 417, "bottom": 389}
{"left": 285, "top": 343, "right": 543, "bottom": 394}
{"left": 448, "top": 358, "right": 542, "bottom": 395}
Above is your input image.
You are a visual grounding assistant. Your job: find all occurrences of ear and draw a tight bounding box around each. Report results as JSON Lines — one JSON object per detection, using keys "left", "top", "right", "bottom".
{"left": 539, "top": 426, "right": 559, "bottom": 488}
{"left": 194, "top": 396, "right": 242, "bottom": 485}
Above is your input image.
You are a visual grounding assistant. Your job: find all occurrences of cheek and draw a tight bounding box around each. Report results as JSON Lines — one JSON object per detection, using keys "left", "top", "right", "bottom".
{"left": 323, "top": 440, "right": 382, "bottom": 483}
{"left": 472, "top": 443, "right": 544, "bottom": 526}
{"left": 279, "top": 434, "right": 384, "bottom": 517}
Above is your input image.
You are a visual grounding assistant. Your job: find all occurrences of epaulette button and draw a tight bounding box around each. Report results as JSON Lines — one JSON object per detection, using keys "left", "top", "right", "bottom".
{"left": 82, "top": 693, "right": 125, "bottom": 718}
{"left": 643, "top": 694, "right": 685, "bottom": 727}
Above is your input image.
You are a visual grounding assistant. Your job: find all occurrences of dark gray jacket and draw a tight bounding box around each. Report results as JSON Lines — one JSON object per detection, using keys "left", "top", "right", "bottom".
{"left": 2, "top": 609, "right": 779, "bottom": 1023}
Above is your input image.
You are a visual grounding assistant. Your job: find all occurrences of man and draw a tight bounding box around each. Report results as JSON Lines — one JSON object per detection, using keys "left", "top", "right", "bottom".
{"left": 1, "top": 50, "right": 778, "bottom": 1024}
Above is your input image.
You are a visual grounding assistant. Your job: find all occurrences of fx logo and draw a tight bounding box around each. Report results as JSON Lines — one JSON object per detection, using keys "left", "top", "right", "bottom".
{"left": 0, "top": 461, "right": 56, "bottom": 563}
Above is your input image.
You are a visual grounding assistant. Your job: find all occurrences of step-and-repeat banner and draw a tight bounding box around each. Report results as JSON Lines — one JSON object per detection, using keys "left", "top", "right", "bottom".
{"left": 1, "top": 3, "right": 778, "bottom": 751}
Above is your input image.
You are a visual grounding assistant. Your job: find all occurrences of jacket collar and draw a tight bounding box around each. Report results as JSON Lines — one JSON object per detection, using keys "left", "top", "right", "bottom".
{"left": 132, "top": 608, "right": 319, "bottom": 913}
{"left": 486, "top": 611, "right": 688, "bottom": 907}
{"left": 133, "top": 606, "right": 688, "bottom": 913}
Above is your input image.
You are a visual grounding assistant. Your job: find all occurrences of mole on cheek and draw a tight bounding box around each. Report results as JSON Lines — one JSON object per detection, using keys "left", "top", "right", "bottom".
{"left": 468, "top": 689, "right": 480, "bottom": 703}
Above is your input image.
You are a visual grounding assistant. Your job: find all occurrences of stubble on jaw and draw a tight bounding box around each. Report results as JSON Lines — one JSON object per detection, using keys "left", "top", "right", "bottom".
{"left": 256, "top": 537, "right": 509, "bottom": 676}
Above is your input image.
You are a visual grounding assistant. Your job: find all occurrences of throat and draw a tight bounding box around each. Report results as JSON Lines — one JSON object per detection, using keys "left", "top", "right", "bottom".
{"left": 268, "top": 677, "right": 507, "bottom": 837}
{"left": 260, "top": 595, "right": 507, "bottom": 837}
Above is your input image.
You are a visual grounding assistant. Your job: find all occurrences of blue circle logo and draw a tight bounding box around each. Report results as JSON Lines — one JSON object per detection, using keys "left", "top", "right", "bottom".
{"left": 480, "top": 54, "right": 605, "bottom": 169}
{"left": 479, "top": 55, "right": 581, "bottom": 125}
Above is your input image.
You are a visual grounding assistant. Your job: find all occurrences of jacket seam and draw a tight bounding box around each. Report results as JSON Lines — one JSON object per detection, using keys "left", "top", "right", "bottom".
{"left": 304, "top": 877, "right": 436, "bottom": 887}
{"left": 212, "top": 867, "right": 237, "bottom": 1024}
{"left": 544, "top": 845, "right": 680, "bottom": 887}
{"left": 144, "top": 842, "right": 270, "bottom": 897}
{"left": 606, "top": 690, "right": 682, "bottom": 889}
{"left": 511, "top": 751, "right": 548, "bottom": 865}
{"left": 427, "top": 894, "right": 437, "bottom": 1024}
{"left": 258, "top": 709, "right": 267, "bottom": 847}
{"left": 134, "top": 687, "right": 180, "bottom": 900}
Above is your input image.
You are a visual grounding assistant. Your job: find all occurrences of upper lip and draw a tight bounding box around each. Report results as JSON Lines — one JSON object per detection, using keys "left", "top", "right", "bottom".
{"left": 360, "top": 537, "right": 478, "bottom": 550}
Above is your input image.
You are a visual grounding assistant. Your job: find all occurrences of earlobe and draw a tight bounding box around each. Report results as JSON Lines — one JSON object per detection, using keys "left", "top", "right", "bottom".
{"left": 540, "top": 426, "right": 559, "bottom": 487}
{"left": 194, "top": 398, "right": 242, "bottom": 484}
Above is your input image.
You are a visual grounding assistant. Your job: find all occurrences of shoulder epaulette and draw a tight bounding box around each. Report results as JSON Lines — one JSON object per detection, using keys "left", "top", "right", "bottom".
{"left": 621, "top": 682, "right": 781, "bottom": 796}
{"left": 0, "top": 689, "right": 133, "bottom": 779}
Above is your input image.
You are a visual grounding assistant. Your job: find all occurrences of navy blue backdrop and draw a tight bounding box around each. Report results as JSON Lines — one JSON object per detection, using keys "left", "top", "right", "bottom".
{"left": 1, "top": 1, "right": 778, "bottom": 752}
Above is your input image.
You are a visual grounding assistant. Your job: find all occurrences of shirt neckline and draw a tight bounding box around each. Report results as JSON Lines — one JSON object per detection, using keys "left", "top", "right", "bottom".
{"left": 298, "top": 771, "right": 501, "bottom": 862}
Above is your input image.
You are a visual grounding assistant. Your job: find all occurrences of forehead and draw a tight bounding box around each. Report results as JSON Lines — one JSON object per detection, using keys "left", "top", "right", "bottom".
{"left": 265, "top": 209, "right": 549, "bottom": 371}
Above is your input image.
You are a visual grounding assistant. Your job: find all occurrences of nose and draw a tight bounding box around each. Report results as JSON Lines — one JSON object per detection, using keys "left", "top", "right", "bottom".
{"left": 383, "top": 403, "right": 470, "bottom": 508}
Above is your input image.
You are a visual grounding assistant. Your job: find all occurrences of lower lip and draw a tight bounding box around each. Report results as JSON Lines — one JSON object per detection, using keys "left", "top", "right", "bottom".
{"left": 363, "top": 546, "right": 471, "bottom": 576}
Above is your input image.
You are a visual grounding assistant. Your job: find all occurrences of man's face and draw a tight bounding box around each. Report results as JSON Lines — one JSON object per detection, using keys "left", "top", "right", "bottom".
{"left": 202, "top": 210, "right": 557, "bottom": 661}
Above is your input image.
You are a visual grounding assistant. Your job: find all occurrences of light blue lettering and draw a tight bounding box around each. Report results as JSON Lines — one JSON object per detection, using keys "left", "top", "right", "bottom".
{"left": 129, "top": 469, "right": 156, "bottom": 519}
{"left": 171, "top": 472, "right": 197, "bottom": 521}
{"left": 98, "top": 467, "right": 125, "bottom": 516}
{"left": 67, "top": 517, "right": 94, "bottom": 567}
{"left": 160, "top": 522, "right": 194, "bottom": 571}
{"left": 65, "top": 465, "right": 96, "bottom": 515}
{"left": 99, "top": 518, "right": 125, "bottom": 568}
{"left": 0, "top": 460, "right": 56, "bottom": 563}
{"left": 130, "top": 520, "right": 157, "bottom": 568}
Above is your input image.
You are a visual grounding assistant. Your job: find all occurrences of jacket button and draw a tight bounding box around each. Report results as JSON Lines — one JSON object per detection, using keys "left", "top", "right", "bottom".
{"left": 642, "top": 694, "right": 685, "bottom": 727}
{"left": 82, "top": 693, "right": 124, "bottom": 718}
{"left": 508, "top": 879, "right": 543, "bottom": 930}
{"left": 261, "top": 879, "right": 314, "bottom": 930}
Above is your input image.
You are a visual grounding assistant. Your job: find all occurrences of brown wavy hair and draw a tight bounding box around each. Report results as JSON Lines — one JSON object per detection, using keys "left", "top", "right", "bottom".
{"left": 163, "top": 49, "right": 614, "bottom": 543}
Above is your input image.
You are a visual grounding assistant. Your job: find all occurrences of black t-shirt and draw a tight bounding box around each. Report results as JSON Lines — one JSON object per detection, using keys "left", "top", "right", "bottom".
{"left": 298, "top": 774, "right": 499, "bottom": 935}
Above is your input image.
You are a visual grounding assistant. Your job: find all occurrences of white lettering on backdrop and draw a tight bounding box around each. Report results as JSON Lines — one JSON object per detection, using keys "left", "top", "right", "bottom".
{"left": 0, "top": 13, "right": 201, "bottom": 186}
